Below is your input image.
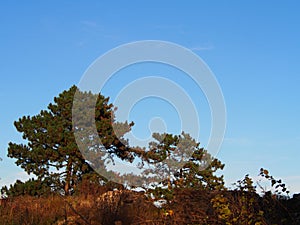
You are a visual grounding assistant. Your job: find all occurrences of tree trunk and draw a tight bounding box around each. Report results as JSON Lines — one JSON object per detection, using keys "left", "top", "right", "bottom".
{"left": 64, "top": 158, "right": 72, "bottom": 195}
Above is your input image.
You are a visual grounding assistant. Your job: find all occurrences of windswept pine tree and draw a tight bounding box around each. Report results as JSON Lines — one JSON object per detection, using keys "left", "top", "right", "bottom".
{"left": 7, "top": 86, "right": 134, "bottom": 195}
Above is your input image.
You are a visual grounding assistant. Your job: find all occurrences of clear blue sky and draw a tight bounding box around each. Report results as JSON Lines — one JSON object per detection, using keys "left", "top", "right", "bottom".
{"left": 1, "top": 1, "right": 300, "bottom": 193}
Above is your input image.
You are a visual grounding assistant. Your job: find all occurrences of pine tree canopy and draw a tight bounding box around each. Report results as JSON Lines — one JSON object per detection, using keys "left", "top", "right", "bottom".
{"left": 7, "top": 85, "right": 134, "bottom": 195}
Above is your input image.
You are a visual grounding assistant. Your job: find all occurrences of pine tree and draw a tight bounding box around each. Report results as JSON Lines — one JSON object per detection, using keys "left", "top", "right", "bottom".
{"left": 7, "top": 86, "right": 134, "bottom": 195}
{"left": 143, "top": 132, "right": 225, "bottom": 190}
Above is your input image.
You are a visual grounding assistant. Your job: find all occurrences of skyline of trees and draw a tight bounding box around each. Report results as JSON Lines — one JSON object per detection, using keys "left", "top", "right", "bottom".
{"left": 2, "top": 85, "right": 226, "bottom": 196}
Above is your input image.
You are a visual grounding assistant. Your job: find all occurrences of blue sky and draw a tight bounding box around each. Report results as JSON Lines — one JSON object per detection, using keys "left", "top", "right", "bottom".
{"left": 1, "top": 1, "right": 300, "bottom": 193}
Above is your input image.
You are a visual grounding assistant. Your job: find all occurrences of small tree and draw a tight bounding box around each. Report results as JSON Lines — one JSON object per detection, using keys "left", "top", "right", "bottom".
{"left": 143, "top": 132, "right": 225, "bottom": 191}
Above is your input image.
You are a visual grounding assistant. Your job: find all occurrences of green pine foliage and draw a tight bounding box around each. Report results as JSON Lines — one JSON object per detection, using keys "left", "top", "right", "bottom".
{"left": 7, "top": 86, "right": 134, "bottom": 195}
{"left": 143, "top": 132, "right": 225, "bottom": 201}
{"left": 1, "top": 178, "right": 52, "bottom": 197}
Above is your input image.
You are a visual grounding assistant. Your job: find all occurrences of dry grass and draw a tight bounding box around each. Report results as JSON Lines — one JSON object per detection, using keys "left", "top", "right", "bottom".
{"left": 0, "top": 189, "right": 299, "bottom": 225}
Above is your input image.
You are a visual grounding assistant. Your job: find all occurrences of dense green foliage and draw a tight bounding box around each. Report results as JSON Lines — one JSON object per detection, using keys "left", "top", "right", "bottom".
{"left": 6, "top": 86, "right": 133, "bottom": 195}
{"left": 1, "top": 178, "right": 52, "bottom": 197}
{"left": 143, "top": 132, "right": 225, "bottom": 191}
